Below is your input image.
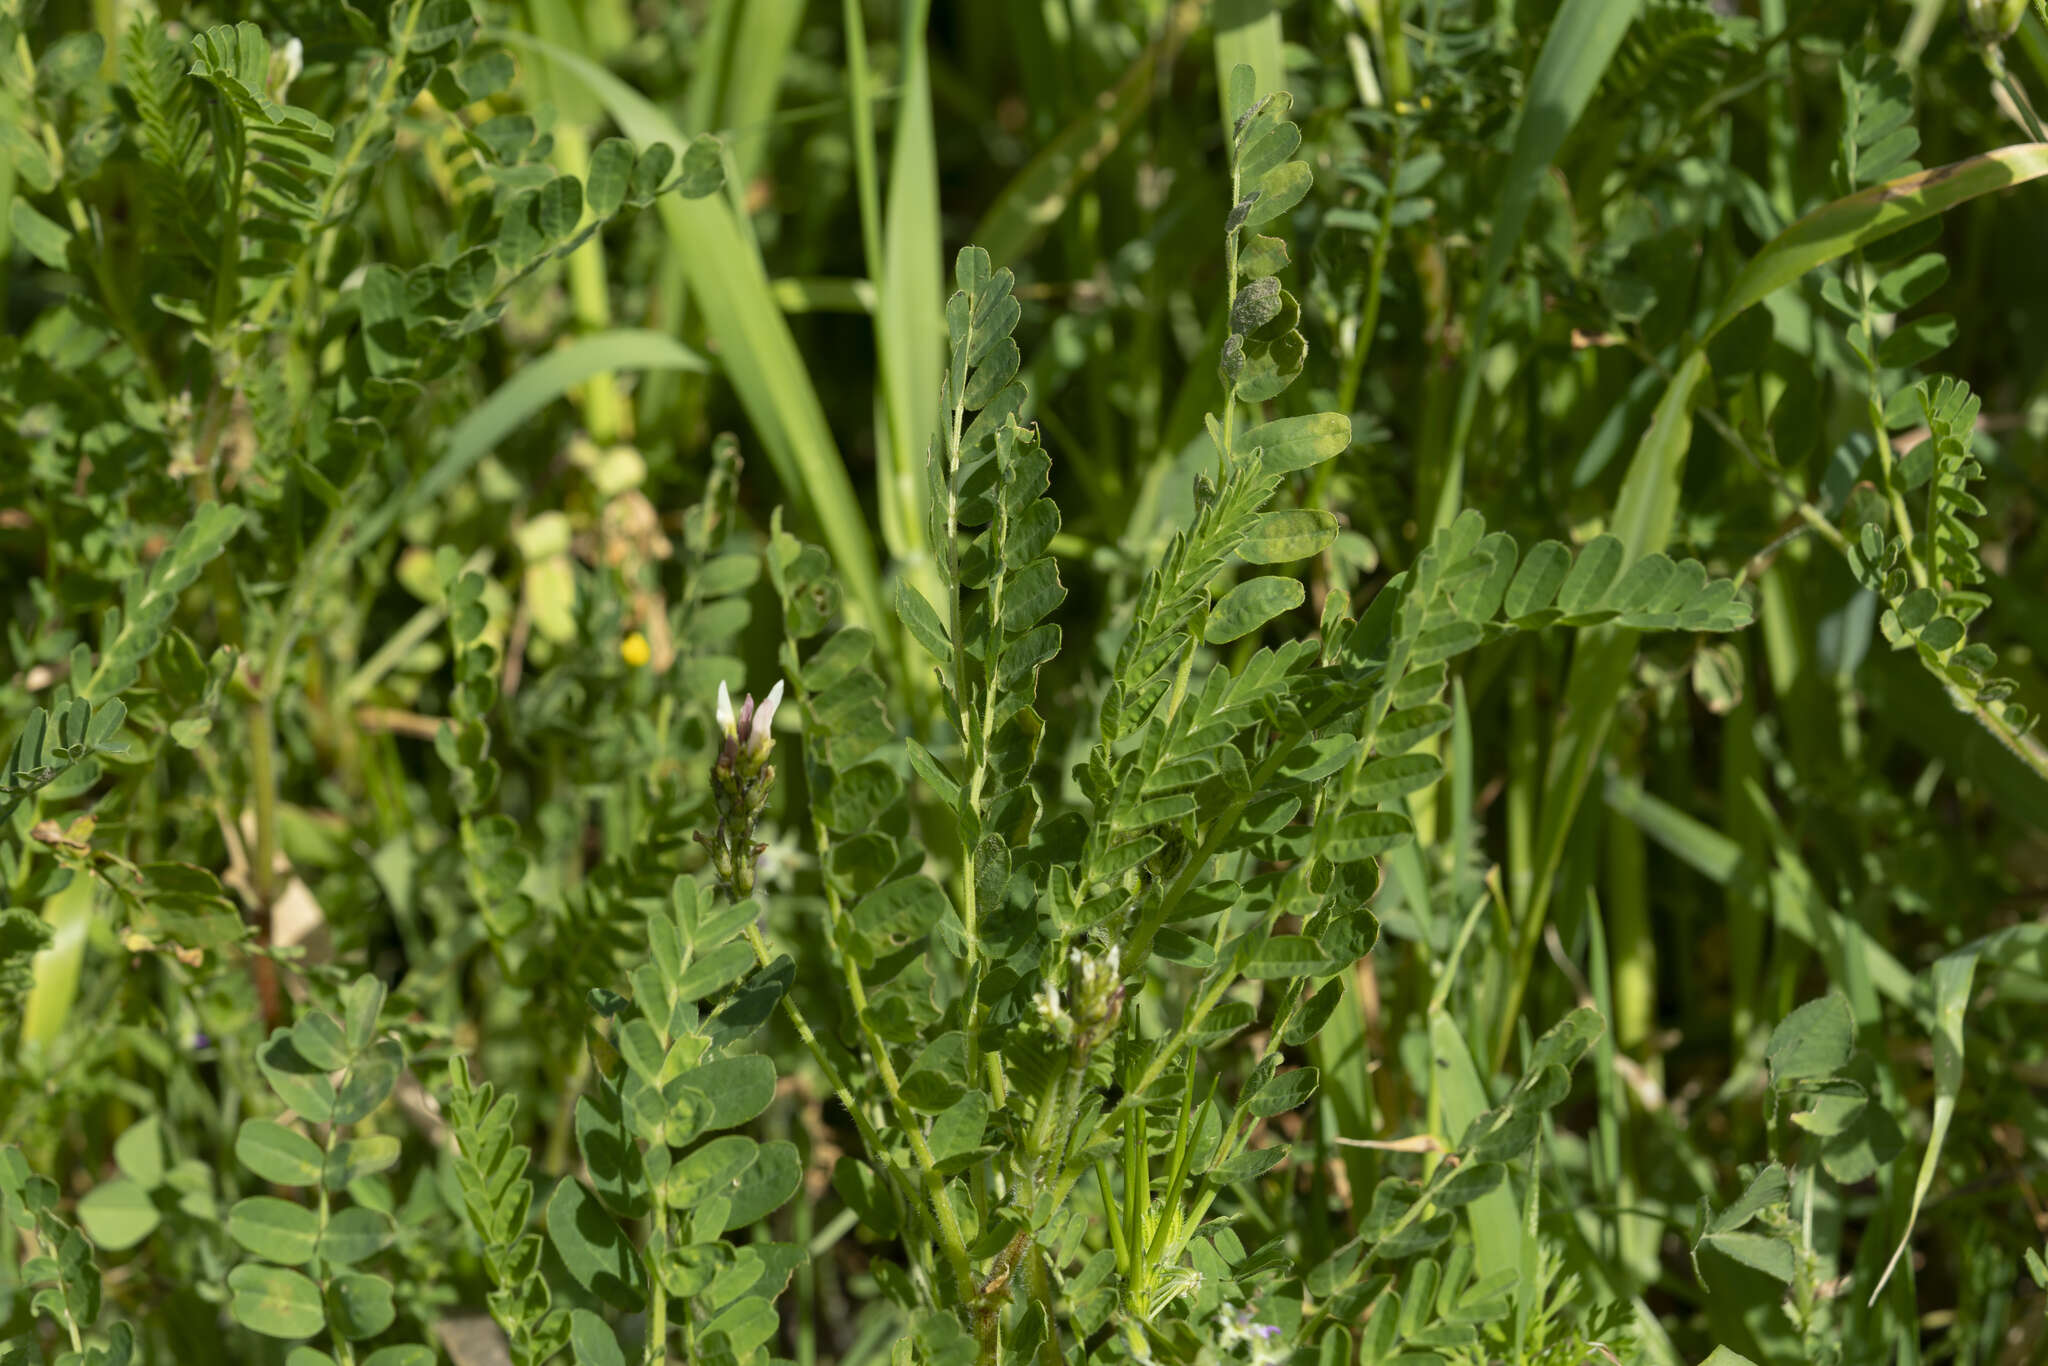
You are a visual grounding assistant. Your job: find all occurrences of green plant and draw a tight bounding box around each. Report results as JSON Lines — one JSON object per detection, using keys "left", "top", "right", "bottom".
{"left": 7, "top": 3, "right": 2048, "bottom": 1365}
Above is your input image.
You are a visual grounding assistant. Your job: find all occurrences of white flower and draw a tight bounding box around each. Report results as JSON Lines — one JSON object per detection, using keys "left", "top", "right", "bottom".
{"left": 745, "top": 679, "right": 785, "bottom": 762}
{"left": 716, "top": 680, "right": 738, "bottom": 738}
{"left": 273, "top": 37, "right": 303, "bottom": 95}
{"left": 1037, "top": 978, "right": 1069, "bottom": 1035}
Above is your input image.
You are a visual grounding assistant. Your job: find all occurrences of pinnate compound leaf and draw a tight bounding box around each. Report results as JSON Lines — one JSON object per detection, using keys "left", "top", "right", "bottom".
{"left": 1765, "top": 995, "right": 1854, "bottom": 1085}
{"left": 257, "top": 1031, "right": 336, "bottom": 1123}
{"left": 237, "top": 1120, "right": 324, "bottom": 1187}
{"left": 332, "top": 1039, "right": 403, "bottom": 1125}
{"left": 570, "top": 1309, "right": 628, "bottom": 1366}
{"left": 678, "top": 1054, "right": 777, "bottom": 1132}
{"left": 1244, "top": 1066, "right": 1319, "bottom": 1117}
{"left": 1324, "top": 811, "right": 1414, "bottom": 862}
{"left": 1525, "top": 1006, "right": 1607, "bottom": 1075}
{"left": 1698, "top": 1230, "right": 1796, "bottom": 1282}
{"left": 1435, "top": 1160, "right": 1506, "bottom": 1210}
{"left": 228, "top": 1264, "right": 326, "bottom": 1340}
{"left": 896, "top": 580, "right": 952, "bottom": 662}
{"left": 77, "top": 1178, "right": 160, "bottom": 1251}
{"left": 228, "top": 1196, "right": 322, "bottom": 1265}
{"left": 547, "top": 1178, "right": 648, "bottom": 1312}
{"left": 1239, "top": 510, "right": 1338, "bottom": 564}
{"left": 324, "top": 1136, "right": 401, "bottom": 1190}
{"left": 112, "top": 1117, "right": 165, "bottom": 1189}
{"left": 327, "top": 1271, "right": 396, "bottom": 1339}
{"left": 1352, "top": 754, "right": 1443, "bottom": 806}
{"left": 319, "top": 1207, "right": 396, "bottom": 1266}
{"left": 665, "top": 1134, "right": 758, "bottom": 1209}
{"left": 341, "top": 975, "right": 386, "bottom": 1055}
{"left": 1556, "top": 534, "right": 1625, "bottom": 615}
{"left": 586, "top": 137, "right": 636, "bottom": 217}
{"left": 722, "top": 1139, "right": 802, "bottom": 1231}
{"left": 1209, "top": 1144, "right": 1290, "bottom": 1184}
{"left": 1708, "top": 1164, "right": 1790, "bottom": 1235}
{"left": 362, "top": 1351, "right": 436, "bottom": 1366}
{"left": 1243, "top": 935, "right": 1345, "bottom": 979}
{"left": 1504, "top": 540, "right": 1571, "bottom": 619}
{"left": 675, "top": 132, "right": 726, "bottom": 198}
{"left": 291, "top": 1010, "right": 349, "bottom": 1071}
{"left": 1241, "top": 412, "right": 1349, "bottom": 473}
{"left": 1206, "top": 576, "right": 1304, "bottom": 644}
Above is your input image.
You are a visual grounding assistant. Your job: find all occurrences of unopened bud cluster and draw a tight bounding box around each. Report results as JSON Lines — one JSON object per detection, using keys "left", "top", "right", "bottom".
{"left": 1966, "top": 0, "right": 2029, "bottom": 44}
{"left": 696, "top": 680, "right": 783, "bottom": 896}
{"left": 1038, "top": 944, "right": 1125, "bottom": 1052}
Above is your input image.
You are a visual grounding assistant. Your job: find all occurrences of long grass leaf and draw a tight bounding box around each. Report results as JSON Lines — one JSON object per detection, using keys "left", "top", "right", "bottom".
{"left": 1602, "top": 777, "right": 1916, "bottom": 1011}
{"left": 1492, "top": 352, "right": 1707, "bottom": 1064}
{"left": 1213, "top": 0, "right": 1287, "bottom": 128}
{"left": 499, "top": 31, "right": 886, "bottom": 635}
{"left": 1705, "top": 144, "right": 2048, "bottom": 342}
{"left": 1430, "top": 0, "right": 1644, "bottom": 531}
{"left": 971, "top": 3, "right": 1197, "bottom": 268}
{"left": 19, "top": 873, "right": 94, "bottom": 1051}
{"left": 361, "top": 329, "right": 709, "bottom": 547}
{"left": 1870, "top": 953, "right": 1975, "bottom": 1303}
{"left": 719, "top": 0, "right": 804, "bottom": 184}
{"left": 1428, "top": 1009, "right": 1521, "bottom": 1279}
{"left": 684, "top": 0, "right": 739, "bottom": 144}
{"left": 876, "top": 0, "right": 942, "bottom": 570}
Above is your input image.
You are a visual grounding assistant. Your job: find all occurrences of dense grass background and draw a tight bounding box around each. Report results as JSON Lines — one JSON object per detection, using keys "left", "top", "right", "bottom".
{"left": 6, "top": 1, "right": 2048, "bottom": 1362}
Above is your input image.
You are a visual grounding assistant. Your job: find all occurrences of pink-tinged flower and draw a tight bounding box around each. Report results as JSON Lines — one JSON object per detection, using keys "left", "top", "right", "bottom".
{"left": 716, "top": 679, "right": 784, "bottom": 767}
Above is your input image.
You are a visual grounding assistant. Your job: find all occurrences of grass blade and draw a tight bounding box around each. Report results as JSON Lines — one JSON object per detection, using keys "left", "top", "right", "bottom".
{"left": 1602, "top": 776, "right": 1916, "bottom": 1012}
{"left": 19, "top": 873, "right": 94, "bottom": 1053}
{"left": 361, "top": 329, "right": 709, "bottom": 548}
{"left": 500, "top": 31, "right": 886, "bottom": 636}
{"left": 719, "top": 0, "right": 805, "bottom": 184}
{"left": 1430, "top": 0, "right": 1644, "bottom": 531}
{"left": 971, "top": 3, "right": 1198, "bottom": 269}
{"left": 1706, "top": 144, "right": 2048, "bottom": 342}
{"left": 1491, "top": 351, "right": 1707, "bottom": 1064}
{"left": 1428, "top": 1008, "right": 1522, "bottom": 1280}
{"left": 1213, "top": 0, "right": 1287, "bottom": 127}
{"left": 1870, "top": 953, "right": 1975, "bottom": 1303}
{"left": 876, "top": 0, "right": 942, "bottom": 572}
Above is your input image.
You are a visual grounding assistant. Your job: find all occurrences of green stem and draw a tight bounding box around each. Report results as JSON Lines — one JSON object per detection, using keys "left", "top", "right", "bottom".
{"left": 246, "top": 0, "right": 427, "bottom": 338}
{"left": 542, "top": 1050, "right": 588, "bottom": 1176}
{"left": 319, "top": 1108, "right": 358, "bottom": 1366}
{"left": 741, "top": 923, "right": 921, "bottom": 1219}
{"left": 645, "top": 1239, "right": 668, "bottom": 1364}
{"left": 1995, "top": 57, "right": 2048, "bottom": 141}
{"left": 797, "top": 740, "right": 972, "bottom": 1296}
{"left": 551, "top": 123, "right": 630, "bottom": 443}
{"left": 249, "top": 700, "right": 279, "bottom": 909}
{"left": 32, "top": 1219, "right": 87, "bottom": 1353}
{"left": 1375, "top": 0, "right": 1413, "bottom": 101}
{"left": 1331, "top": 123, "right": 1406, "bottom": 424}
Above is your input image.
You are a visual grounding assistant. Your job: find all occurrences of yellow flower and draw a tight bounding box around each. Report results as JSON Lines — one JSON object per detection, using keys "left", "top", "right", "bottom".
{"left": 620, "top": 631, "right": 651, "bottom": 668}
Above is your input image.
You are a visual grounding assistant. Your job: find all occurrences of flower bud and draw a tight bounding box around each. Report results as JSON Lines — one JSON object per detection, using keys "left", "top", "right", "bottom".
{"left": 716, "top": 680, "right": 738, "bottom": 740}
{"left": 1967, "top": 0, "right": 2028, "bottom": 42}
{"left": 700, "top": 678, "right": 787, "bottom": 896}
{"left": 746, "top": 680, "right": 784, "bottom": 765}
